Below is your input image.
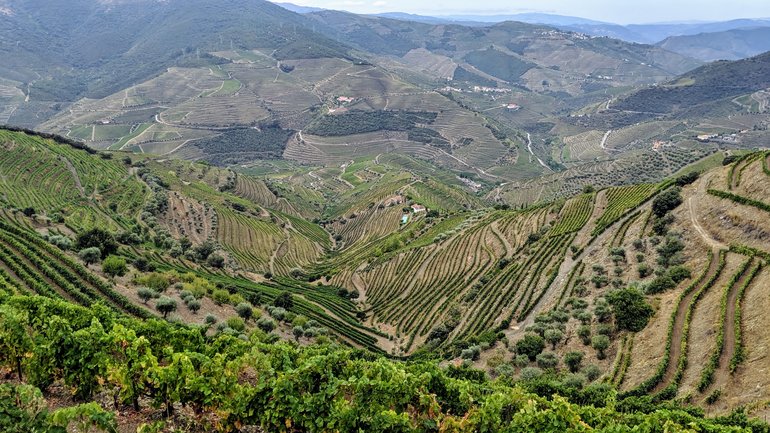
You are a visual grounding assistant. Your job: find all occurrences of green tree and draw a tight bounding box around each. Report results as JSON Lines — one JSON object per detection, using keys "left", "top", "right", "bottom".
{"left": 515, "top": 334, "right": 545, "bottom": 361}
{"left": 78, "top": 247, "right": 102, "bottom": 267}
{"left": 206, "top": 253, "right": 225, "bottom": 269}
{"left": 544, "top": 328, "right": 564, "bottom": 350}
{"left": 155, "top": 296, "right": 177, "bottom": 319}
{"left": 235, "top": 303, "right": 253, "bottom": 321}
{"left": 577, "top": 325, "right": 592, "bottom": 345}
{"left": 564, "top": 351, "right": 584, "bottom": 373}
{"left": 591, "top": 334, "right": 610, "bottom": 359}
{"left": 607, "top": 287, "right": 654, "bottom": 332}
{"left": 137, "top": 287, "right": 156, "bottom": 304}
{"left": 652, "top": 187, "right": 683, "bottom": 218}
{"left": 274, "top": 291, "right": 294, "bottom": 310}
{"left": 102, "top": 255, "right": 127, "bottom": 278}
{"left": 76, "top": 228, "right": 117, "bottom": 258}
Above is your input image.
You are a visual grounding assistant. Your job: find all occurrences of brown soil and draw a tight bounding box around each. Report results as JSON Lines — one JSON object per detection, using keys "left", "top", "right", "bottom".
{"left": 677, "top": 253, "right": 744, "bottom": 397}
{"left": 160, "top": 191, "right": 216, "bottom": 245}
{"left": 725, "top": 265, "right": 770, "bottom": 417}
{"left": 703, "top": 258, "right": 757, "bottom": 400}
{"left": 652, "top": 250, "right": 721, "bottom": 393}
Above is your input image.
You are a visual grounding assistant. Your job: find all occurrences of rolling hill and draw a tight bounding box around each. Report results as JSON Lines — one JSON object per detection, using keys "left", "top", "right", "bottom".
{"left": 2, "top": 128, "right": 770, "bottom": 430}
{"left": 0, "top": 0, "right": 354, "bottom": 126}
{"left": 611, "top": 50, "right": 770, "bottom": 118}
{"left": 658, "top": 27, "right": 770, "bottom": 61}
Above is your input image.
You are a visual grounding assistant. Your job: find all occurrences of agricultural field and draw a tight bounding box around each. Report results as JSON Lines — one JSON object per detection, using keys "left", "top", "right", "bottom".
{"left": 3, "top": 127, "right": 770, "bottom": 420}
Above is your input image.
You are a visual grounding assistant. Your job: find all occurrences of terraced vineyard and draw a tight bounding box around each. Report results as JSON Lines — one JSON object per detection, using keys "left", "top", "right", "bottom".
{"left": 4, "top": 127, "right": 770, "bottom": 423}
{"left": 550, "top": 193, "right": 594, "bottom": 236}
{"left": 0, "top": 218, "right": 152, "bottom": 318}
{"left": 592, "top": 183, "right": 659, "bottom": 235}
{"left": 0, "top": 129, "right": 146, "bottom": 231}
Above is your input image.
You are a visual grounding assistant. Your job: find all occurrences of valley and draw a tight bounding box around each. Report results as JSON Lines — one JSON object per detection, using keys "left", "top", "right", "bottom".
{"left": 1, "top": 0, "right": 770, "bottom": 431}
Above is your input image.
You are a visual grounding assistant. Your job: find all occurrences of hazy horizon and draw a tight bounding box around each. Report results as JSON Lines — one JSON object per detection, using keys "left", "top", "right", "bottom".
{"left": 279, "top": 0, "right": 770, "bottom": 25}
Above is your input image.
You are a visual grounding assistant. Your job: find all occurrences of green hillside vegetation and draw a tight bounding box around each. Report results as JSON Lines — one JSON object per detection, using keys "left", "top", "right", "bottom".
{"left": 0, "top": 0, "right": 354, "bottom": 109}
{"left": 189, "top": 127, "right": 295, "bottom": 165}
{"left": 613, "top": 51, "right": 770, "bottom": 115}
{"left": 2, "top": 129, "right": 770, "bottom": 430}
{"left": 305, "top": 110, "right": 440, "bottom": 137}
{"left": 464, "top": 47, "right": 535, "bottom": 83}
{"left": 2, "top": 294, "right": 762, "bottom": 433}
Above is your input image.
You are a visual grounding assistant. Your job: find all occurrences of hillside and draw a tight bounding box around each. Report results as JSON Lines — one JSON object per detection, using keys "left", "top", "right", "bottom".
{"left": 307, "top": 11, "right": 701, "bottom": 88}
{"left": 3, "top": 128, "right": 770, "bottom": 431}
{"left": 0, "top": 0, "right": 354, "bottom": 126}
{"left": 658, "top": 27, "right": 770, "bottom": 61}
{"left": 611, "top": 51, "right": 770, "bottom": 117}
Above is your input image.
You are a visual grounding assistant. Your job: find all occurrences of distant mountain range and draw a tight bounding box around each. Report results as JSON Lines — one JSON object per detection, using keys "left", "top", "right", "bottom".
{"left": 277, "top": 2, "right": 770, "bottom": 60}
{"left": 658, "top": 27, "right": 770, "bottom": 61}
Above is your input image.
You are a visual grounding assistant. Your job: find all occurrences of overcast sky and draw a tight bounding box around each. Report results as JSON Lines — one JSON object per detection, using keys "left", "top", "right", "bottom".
{"left": 283, "top": 0, "right": 770, "bottom": 24}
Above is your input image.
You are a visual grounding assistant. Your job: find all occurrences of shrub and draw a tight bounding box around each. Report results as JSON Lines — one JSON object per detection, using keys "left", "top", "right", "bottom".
{"left": 645, "top": 275, "right": 676, "bottom": 294}
{"left": 212, "top": 289, "right": 231, "bottom": 306}
{"left": 48, "top": 235, "right": 73, "bottom": 251}
{"left": 256, "top": 317, "right": 276, "bottom": 333}
{"left": 235, "top": 303, "right": 254, "bottom": 321}
{"left": 137, "top": 287, "right": 156, "bottom": 304}
{"left": 513, "top": 354, "right": 530, "bottom": 368}
{"left": 186, "top": 299, "right": 201, "bottom": 314}
{"left": 583, "top": 364, "right": 602, "bottom": 382}
{"left": 592, "top": 335, "right": 610, "bottom": 359}
{"left": 706, "top": 389, "right": 722, "bottom": 405}
{"left": 563, "top": 373, "right": 586, "bottom": 390}
{"left": 520, "top": 367, "right": 543, "bottom": 380}
{"left": 102, "top": 256, "right": 127, "bottom": 277}
{"left": 607, "top": 287, "right": 654, "bottom": 332}
{"left": 575, "top": 311, "right": 593, "bottom": 325}
{"left": 564, "top": 351, "right": 584, "bottom": 373}
{"left": 593, "top": 299, "right": 612, "bottom": 322}
{"left": 204, "top": 314, "right": 218, "bottom": 325}
{"left": 674, "top": 171, "right": 699, "bottom": 186}
{"left": 78, "top": 247, "right": 102, "bottom": 266}
{"left": 223, "top": 317, "right": 243, "bottom": 333}
{"left": 536, "top": 352, "right": 559, "bottom": 370}
{"left": 515, "top": 334, "right": 545, "bottom": 361}
{"left": 461, "top": 345, "right": 481, "bottom": 361}
{"left": 155, "top": 296, "right": 177, "bottom": 319}
{"left": 668, "top": 266, "right": 692, "bottom": 283}
{"left": 494, "top": 363, "right": 515, "bottom": 378}
{"left": 638, "top": 263, "right": 652, "bottom": 278}
{"left": 596, "top": 324, "right": 614, "bottom": 337}
{"left": 132, "top": 257, "right": 151, "bottom": 272}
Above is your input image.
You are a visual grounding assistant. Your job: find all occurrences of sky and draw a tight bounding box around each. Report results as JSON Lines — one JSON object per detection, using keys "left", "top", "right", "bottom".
{"left": 282, "top": 0, "right": 770, "bottom": 24}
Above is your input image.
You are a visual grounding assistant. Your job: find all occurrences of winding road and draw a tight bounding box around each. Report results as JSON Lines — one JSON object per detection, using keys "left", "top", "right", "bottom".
{"left": 526, "top": 133, "right": 549, "bottom": 169}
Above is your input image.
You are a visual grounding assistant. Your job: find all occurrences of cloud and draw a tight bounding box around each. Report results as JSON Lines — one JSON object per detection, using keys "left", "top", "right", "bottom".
{"left": 373, "top": 0, "right": 387, "bottom": 6}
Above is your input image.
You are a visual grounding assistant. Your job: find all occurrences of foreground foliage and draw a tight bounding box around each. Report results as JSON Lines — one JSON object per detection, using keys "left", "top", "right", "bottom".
{"left": 0, "top": 294, "right": 764, "bottom": 433}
